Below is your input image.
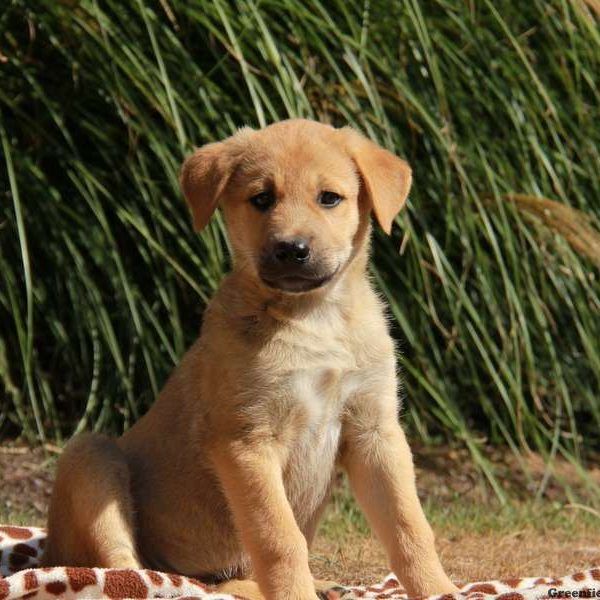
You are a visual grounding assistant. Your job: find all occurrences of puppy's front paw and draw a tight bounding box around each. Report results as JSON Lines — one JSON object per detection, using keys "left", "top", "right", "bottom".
{"left": 419, "top": 577, "right": 460, "bottom": 596}
{"left": 436, "top": 581, "right": 460, "bottom": 595}
{"left": 401, "top": 572, "right": 460, "bottom": 598}
{"left": 265, "top": 579, "right": 321, "bottom": 600}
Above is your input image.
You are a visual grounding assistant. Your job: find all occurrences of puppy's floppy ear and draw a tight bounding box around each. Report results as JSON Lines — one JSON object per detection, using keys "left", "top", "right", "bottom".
{"left": 179, "top": 141, "right": 232, "bottom": 232}
{"left": 340, "top": 127, "right": 412, "bottom": 235}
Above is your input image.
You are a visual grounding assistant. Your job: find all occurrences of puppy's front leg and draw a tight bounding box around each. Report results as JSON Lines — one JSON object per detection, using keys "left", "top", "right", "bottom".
{"left": 211, "top": 440, "right": 317, "bottom": 600}
{"left": 341, "top": 400, "right": 457, "bottom": 596}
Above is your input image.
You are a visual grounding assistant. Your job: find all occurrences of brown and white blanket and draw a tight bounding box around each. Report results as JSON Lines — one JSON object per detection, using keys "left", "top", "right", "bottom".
{"left": 1, "top": 525, "right": 597, "bottom": 600}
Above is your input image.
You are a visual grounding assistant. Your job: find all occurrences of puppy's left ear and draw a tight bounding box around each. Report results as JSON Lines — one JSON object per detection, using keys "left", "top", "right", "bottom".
{"left": 179, "top": 141, "right": 232, "bottom": 232}
{"left": 340, "top": 127, "right": 412, "bottom": 235}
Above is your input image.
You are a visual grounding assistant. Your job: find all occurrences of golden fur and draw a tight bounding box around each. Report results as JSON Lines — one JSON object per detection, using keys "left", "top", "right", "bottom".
{"left": 43, "top": 119, "right": 457, "bottom": 600}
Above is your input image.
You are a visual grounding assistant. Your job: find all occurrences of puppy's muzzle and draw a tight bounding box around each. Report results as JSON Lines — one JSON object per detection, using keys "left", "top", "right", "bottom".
{"left": 260, "top": 237, "right": 335, "bottom": 294}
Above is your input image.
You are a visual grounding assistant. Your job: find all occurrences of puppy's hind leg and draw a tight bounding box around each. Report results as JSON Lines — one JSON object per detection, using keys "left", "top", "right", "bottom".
{"left": 43, "top": 433, "right": 141, "bottom": 569}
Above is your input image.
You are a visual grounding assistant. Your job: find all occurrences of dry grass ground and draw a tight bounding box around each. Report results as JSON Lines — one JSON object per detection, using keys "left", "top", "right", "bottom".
{"left": 311, "top": 506, "right": 600, "bottom": 586}
{"left": 1, "top": 441, "right": 599, "bottom": 586}
{"left": 311, "top": 444, "right": 600, "bottom": 585}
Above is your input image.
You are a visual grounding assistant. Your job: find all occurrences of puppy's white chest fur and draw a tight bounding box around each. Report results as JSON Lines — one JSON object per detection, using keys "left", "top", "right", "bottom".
{"left": 258, "top": 297, "right": 384, "bottom": 532}
{"left": 281, "top": 367, "right": 346, "bottom": 529}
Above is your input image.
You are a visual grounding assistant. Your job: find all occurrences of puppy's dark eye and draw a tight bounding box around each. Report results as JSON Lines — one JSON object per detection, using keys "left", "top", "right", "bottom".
{"left": 318, "top": 191, "right": 343, "bottom": 208}
{"left": 250, "top": 191, "right": 275, "bottom": 212}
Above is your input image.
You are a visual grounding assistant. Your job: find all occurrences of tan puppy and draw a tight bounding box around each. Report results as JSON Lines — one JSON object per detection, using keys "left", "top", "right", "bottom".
{"left": 43, "top": 119, "right": 457, "bottom": 600}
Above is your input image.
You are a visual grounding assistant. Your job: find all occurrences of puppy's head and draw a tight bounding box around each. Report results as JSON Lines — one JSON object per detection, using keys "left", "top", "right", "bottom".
{"left": 180, "top": 120, "right": 411, "bottom": 294}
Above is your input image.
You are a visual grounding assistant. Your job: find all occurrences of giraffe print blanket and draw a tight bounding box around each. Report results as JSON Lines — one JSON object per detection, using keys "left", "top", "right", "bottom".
{"left": 1, "top": 525, "right": 598, "bottom": 600}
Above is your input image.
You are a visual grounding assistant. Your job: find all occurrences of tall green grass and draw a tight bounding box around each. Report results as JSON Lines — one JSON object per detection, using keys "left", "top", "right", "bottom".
{"left": 1, "top": 0, "right": 599, "bottom": 500}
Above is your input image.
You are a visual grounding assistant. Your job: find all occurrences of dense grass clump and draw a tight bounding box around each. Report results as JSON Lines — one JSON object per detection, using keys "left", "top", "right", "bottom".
{"left": 1, "top": 1, "right": 599, "bottom": 498}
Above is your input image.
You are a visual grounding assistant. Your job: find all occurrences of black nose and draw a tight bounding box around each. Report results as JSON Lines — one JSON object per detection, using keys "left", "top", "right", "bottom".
{"left": 274, "top": 239, "right": 310, "bottom": 264}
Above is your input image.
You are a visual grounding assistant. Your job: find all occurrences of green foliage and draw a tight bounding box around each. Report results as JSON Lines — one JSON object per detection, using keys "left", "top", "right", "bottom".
{"left": 320, "top": 474, "right": 600, "bottom": 542}
{"left": 1, "top": 0, "right": 599, "bottom": 497}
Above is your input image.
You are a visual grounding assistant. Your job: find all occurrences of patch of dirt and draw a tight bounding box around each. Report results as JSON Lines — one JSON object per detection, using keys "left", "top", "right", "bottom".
{"left": 310, "top": 531, "right": 600, "bottom": 586}
{"left": 412, "top": 442, "right": 600, "bottom": 504}
{"left": 0, "top": 442, "right": 57, "bottom": 525}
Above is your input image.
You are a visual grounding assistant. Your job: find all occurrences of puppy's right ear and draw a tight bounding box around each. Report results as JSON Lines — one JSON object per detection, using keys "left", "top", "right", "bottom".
{"left": 179, "top": 141, "right": 232, "bottom": 232}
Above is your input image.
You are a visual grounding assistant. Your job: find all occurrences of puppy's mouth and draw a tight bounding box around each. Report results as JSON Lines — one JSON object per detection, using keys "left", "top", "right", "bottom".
{"left": 260, "top": 270, "right": 337, "bottom": 294}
